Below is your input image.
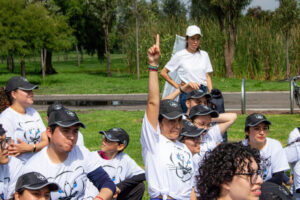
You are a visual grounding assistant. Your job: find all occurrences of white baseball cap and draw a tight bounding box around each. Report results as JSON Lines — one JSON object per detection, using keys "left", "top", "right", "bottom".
{"left": 186, "top": 25, "right": 202, "bottom": 37}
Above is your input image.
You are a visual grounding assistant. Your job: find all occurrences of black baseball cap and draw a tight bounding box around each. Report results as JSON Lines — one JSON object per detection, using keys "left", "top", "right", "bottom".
{"left": 48, "top": 108, "right": 85, "bottom": 128}
{"left": 245, "top": 113, "right": 271, "bottom": 132}
{"left": 186, "top": 89, "right": 211, "bottom": 101}
{"left": 159, "top": 99, "right": 184, "bottom": 120}
{"left": 189, "top": 104, "right": 219, "bottom": 119}
{"left": 180, "top": 120, "right": 207, "bottom": 138}
{"left": 260, "top": 182, "right": 293, "bottom": 200}
{"left": 5, "top": 76, "right": 38, "bottom": 93}
{"left": 99, "top": 128, "right": 129, "bottom": 148}
{"left": 15, "top": 172, "right": 59, "bottom": 192}
{"left": 0, "top": 124, "right": 6, "bottom": 136}
{"left": 47, "top": 103, "right": 64, "bottom": 117}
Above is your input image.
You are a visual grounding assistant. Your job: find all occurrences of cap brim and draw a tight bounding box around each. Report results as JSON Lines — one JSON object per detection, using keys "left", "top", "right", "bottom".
{"left": 191, "top": 110, "right": 219, "bottom": 119}
{"left": 161, "top": 112, "right": 184, "bottom": 120}
{"left": 248, "top": 120, "right": 272, "bottom": 127}
{"left": 18, "top": 83, "right": 38, "bottom": 91}
{"left": 189, "top": 93, "right": 211, "bottom": 100}
{"left": 55, "top": 121, "right": 86, "bottom": 129}
{"left": 181, "top": 129, "right": 207, "bottom": 137}
{"left": 99, "top": 131, "right": 120, "bottom": 142}
{"left": 23, "top": 182, "right": 59, "bottom": 192}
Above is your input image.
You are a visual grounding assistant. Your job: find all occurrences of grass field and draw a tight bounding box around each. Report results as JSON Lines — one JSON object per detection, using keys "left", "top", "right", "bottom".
{"left": 39, "top": 110, "right": 300, "bottom": 199}
{"left": 0, "top": 53, "right": 293, "bottom": 94}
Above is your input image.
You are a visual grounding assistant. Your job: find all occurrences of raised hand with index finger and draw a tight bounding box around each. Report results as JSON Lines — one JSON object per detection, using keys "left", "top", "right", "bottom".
{"left": 147, "top": 34, "right": 160, "bottom": 68}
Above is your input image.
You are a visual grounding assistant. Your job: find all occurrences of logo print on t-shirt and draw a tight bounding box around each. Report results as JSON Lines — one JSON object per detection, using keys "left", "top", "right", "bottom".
{"left": 48, "top": 166, "right": 87, "bottom": 200}
{"left": 260, "top": 156, "right": 271, "bottom": 180}
{"left": 0, "top": 176, "right": 10, "bottom": 200}
{"left": 168, "top": 146, "right": 193, "bottom": 182}
{"left": 18, "top": 120, "right": 41, "bottom": 144}
{"left": 102, "top": 165, "right": 123, "bottom": 183}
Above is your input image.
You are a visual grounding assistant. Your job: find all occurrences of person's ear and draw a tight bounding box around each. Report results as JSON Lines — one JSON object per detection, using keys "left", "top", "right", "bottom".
{"left": 11, "top": 90, "right": 17, "bottom": 100}
{"left": 117, "top": 144, "right": 125, "bottom": 152}
{"left": 221, "top": 182, "right": 231, "bottom": 191}
{"left": 46, "top": 127, "right": 53, "bottom": 139}
{"left": 14, "top": 192, "right": 21, "bottom": 200}
{"left": 185, "top": 100, "right": 190, "bottom": 109}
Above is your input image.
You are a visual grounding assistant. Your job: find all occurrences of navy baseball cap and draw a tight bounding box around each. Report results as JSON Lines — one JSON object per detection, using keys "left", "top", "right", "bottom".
{"left": 15, "top": 172, "right": 59, "bottom": 192}
{"left": 5, "top": 76, "right": 38, "bottom": 93}
{"left": 186, "top": 89, "right": 211, "bottom": 101}
{"left": 48, "top": 108, "right": 85, "bottom": 128}
{"left": 245, "top": 113, "right": 271, "bottom": 132}
{"left": 100, "top": 128, "right": 129, "bottom": 148}
{"left": 189, "top": 104, "right": 219, "bottom": 119}
{"left": 159, "top": 99, "right": 184, "bottom": 120}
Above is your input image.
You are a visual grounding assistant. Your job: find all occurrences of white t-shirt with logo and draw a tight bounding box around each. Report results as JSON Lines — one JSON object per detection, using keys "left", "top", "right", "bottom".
{"left": 0, "top": 157, "right": 23, "bottom": 199}
{"left": 0, "top": 107, "right": 46, "bottom": 162}
{"left": 165, "top": 49, "right": 213, "bottom": 86}
{"left": 140, "top": 114, "right": 194, "bottom": 199}
{"left": 91, "top": 152, "right": 144, "bottom": 184}
{"left": 23, "top": 145, "right": 101, "bottom": 199}
{"left": 242, "top": 137, "right": 290, "bottom": 181}
{"left": 193, "top": 125, "right": 222, "bottom": 168}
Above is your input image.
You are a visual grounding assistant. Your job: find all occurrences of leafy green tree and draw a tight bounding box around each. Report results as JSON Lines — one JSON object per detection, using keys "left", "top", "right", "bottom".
{"left": 161, "top": 0, "right": 187, "bottom": 20}
{"left": 274, "top": 0, "right": 300, "bottom": 79}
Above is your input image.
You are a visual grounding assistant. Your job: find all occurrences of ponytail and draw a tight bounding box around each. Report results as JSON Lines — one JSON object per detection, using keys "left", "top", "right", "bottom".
{"left": 0, "top": 87, "right": 11, "bottom": 114}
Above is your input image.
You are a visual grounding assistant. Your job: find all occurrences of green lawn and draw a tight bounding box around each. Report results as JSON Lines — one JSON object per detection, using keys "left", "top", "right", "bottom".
{"left": 0, "top": 53, "right": 293, "bottom": 94}
{"left": 39, "top": 110, "right": 300, "bottom": 199}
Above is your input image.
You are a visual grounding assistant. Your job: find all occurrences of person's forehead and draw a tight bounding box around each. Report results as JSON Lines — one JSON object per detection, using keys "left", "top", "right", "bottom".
{"left": 194, "top": 115, "right": 211, "bottom": 122}
{"left": 59, "top": 125, "right": 79, "bottom": 130}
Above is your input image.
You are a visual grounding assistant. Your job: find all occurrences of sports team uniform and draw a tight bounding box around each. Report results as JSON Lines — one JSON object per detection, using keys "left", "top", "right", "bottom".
{"left": 165, "top": 49, "right": 213, "bottom": 86}
{"left": 141, "top": 114, "right": 194, "bottom": 200}
{"left": 0, "top": 107, "right": 46, "bottom": 162}
{"left": 23, "top": 145, "right": 114, "bottom": 199}
{"left": 0, "top": 157, "right": 23, "bottom": 199}
{"left": 242, "top": 137, "right": 290, "bottom": 181}
{"left": 285, "top": 127, "right": 300, "bottom": 190}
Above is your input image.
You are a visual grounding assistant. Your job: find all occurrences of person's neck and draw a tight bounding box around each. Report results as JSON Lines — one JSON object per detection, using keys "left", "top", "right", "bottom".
{"left": 47, "top": 145, "right": 68, "bottom": 164}
{"left": 186, "top": 47, "right": 197, "bottom": 53}
{"left": 10, "top": 103, "right": 26, "bottom": 114}
{"left": 101, "top": 150, "right": 118, "bottom": 160}
{"left": 248, "top": 139, "right": 266, "bottom": 150}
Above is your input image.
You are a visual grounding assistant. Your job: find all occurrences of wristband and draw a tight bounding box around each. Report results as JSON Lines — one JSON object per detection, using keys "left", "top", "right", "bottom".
{"left": 94, "top": 196, "right": 104, "bottom": 200}
{"left": 33, "top": 144, "right": 36, "bottom": 152}
{"left": 148, "top": 64, "right": 159, "bottom": 71}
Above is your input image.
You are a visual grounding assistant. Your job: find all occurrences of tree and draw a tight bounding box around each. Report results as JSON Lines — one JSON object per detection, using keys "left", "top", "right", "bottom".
{"left": 190, "top": 0, "right": 252, "bottom": 78}
{"left": 274, "top": 0, "right": 300, "bottom": 79}
{"left": 161, "top": 0, "right": 187, "bottom": 20}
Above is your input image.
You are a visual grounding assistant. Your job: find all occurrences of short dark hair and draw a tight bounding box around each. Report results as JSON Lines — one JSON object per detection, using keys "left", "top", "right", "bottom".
{"left": 196, "top": 142, "right": 260, "bottom": 199}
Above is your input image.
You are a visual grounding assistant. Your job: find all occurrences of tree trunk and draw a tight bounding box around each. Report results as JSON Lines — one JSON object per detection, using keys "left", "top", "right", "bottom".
{"left": 285, "top": 31, "right": 289, "bottom": 79}
{"left": 57, "top": 53, "right": 60, "bottom": 62}
{"left": 20, "top": 60, "right": 26, "bottom": 77}
{"left": 34, "top": 56, "right": 36, "bottom": 63}
{"left": 135, "top": 0, "right": 140, "bottom": 80}
{"left": 41, "top": 48, "right": 47, "bottom": 79}
{"left": 1, "top": 56, "right": 4, "bottom": 64}
{"left": 80, "top": 45, "right": 84, "bottom": 63}
{"left": 7, "top": 55, "right": 15, "bottom": 73}
{"left": 76, "top": 45, "right": 80, "bottom": 67}
{"left": 104, "top": 24, "right": 111, "bottom": 77}
{"left": 64, "top": 52, "right": 68, "bottom": 62}
{"left": 46, "top": 51, "right": 57, "bottom": 74}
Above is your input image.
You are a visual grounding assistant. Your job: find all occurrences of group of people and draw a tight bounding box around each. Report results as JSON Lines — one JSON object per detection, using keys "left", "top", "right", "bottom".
{"left": 0, "top": 24, "right": 299, "bottom": 200}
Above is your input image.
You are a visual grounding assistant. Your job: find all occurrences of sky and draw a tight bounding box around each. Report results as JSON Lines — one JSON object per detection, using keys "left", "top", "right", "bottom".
{"left": 245, "top": 0, "right": 280, "bottom": 12}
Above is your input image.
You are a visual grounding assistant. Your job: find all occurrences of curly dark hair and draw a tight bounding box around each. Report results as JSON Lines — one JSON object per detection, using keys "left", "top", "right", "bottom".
{"left": 0, "top": 87, "right": 10, "bottom": 114}
{"left": 196, "top": 142, "right": 261, "bottom": 199}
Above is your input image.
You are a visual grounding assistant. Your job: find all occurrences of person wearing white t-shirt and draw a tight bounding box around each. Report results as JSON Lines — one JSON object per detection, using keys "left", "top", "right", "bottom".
{"left": 242, "top": 113, "right": 290, "bottom": 185}
{"left": 141, "top": 35, "right": 194, "bottom": 200}
{"left": 22, "top": 108, "right": 115, "bottom": 200}
{"left": 0, "top": 76, "right": 48, "bottom": 163}
{"left": 46, "top": 103, "right": 84, "bottom": 146}
{"left": 285, "top": 127, "right": 300, "bottom": 197}
{"left": 0, "top": 124, "right": 24, "bottom": 200}
{"left": 188, "top": 104, "right": 237, "bottom": 165}
{"left": 160, "top": 25, "right": 213, "bottom": 112}
{"left": 90, "top": 127, "right": 145, "bottom": 200}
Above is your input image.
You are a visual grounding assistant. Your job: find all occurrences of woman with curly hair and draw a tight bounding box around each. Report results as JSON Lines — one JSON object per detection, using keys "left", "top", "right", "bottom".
{"left": 0, "top": 77, "right": 48, "bottom": 163}
{"left": 197, "top": 142, "right": 263, "bottom": 200}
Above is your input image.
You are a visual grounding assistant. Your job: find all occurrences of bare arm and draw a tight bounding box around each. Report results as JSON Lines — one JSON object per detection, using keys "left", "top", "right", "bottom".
{"left": 190, "top": 187, "right": 197, "bottom": 200}
{"left": 160, "top": 67, "right": 180, "bottom": 89}
{"left": 206, "top": 73, "right": 213, "bottom": 92}
{"left": 94, "top": 188, "right": 113, "bottom": 200}
{"left": 163, "top": 82, "right": 200, "bottom": 100}
{"left": 212, "top": 113, "right": 237, "bottom": 135}
{"left": 146, "top": 34, "right": 161, "bottom": 130}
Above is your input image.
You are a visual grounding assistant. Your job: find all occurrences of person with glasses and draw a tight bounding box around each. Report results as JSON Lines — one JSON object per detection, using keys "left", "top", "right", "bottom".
{"left": 197, "top": 142, "right": 263, "bottom": 199}
{"left": 0, "top": 124, "right": 24, "bottom": 199}
{"left": 0, "top": 77, "right": 48, "bottom": 163}
{"left": 189, "top": 105, "right": 237, "bottom": 163}
{"left": 87, "top": 127, "right": 145, "bottom": 200}
{"left": 242, "top": 113, "right": 289, "bottom": 185}
{"left": 141, "top": 35, "right": 195, "bottom": 199}
{"left": 160, "top": 25, "right": 213, "bottom": 113}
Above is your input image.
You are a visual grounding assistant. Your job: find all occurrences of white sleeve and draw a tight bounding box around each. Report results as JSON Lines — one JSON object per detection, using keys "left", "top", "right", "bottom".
{"left": 203, "top": 51, "right": 213, "bottom": 73}
{"left": 288, "top": 128, "right": 300, "bottom": 144}
{"left": 272, "top": 142, "right": 290, "bottom": 173}
{"left": 36, "top": 112, "right": 46, "bottom": 133}
{"left": 140, "top": 113, "right": 160, "bottom": 154}
{"left": 7, "top": 157, "right": 24, "bottom": 199}
{"left": 208, "top": 125, "right": 223, "bottom": 143}
{"left": 0, "top": 114, "right": 15, "bottom": 139}
{"left": 80, "top": 146, "right": 102, "bottom": 173}
{"left": 123, "top": 154, "right": 144, "bottom": 179}
{"left": 285, "top": 128, "right": 300, "bottom": 163}
{"left": 165, "top": 52, "right": 182, "bottom": 72}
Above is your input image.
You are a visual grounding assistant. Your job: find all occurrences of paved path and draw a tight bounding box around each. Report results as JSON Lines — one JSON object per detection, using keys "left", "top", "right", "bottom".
{"left": 32, "top": 91, "right": 300, "bottom": 114}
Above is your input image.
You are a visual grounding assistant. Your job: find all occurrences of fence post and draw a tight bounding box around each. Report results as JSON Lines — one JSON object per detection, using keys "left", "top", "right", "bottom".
{"left": 290, "top": 78, "right": 294, "bottom": 114}
{"left": 241, "top": 79, "right": 246, "bottom": 114}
